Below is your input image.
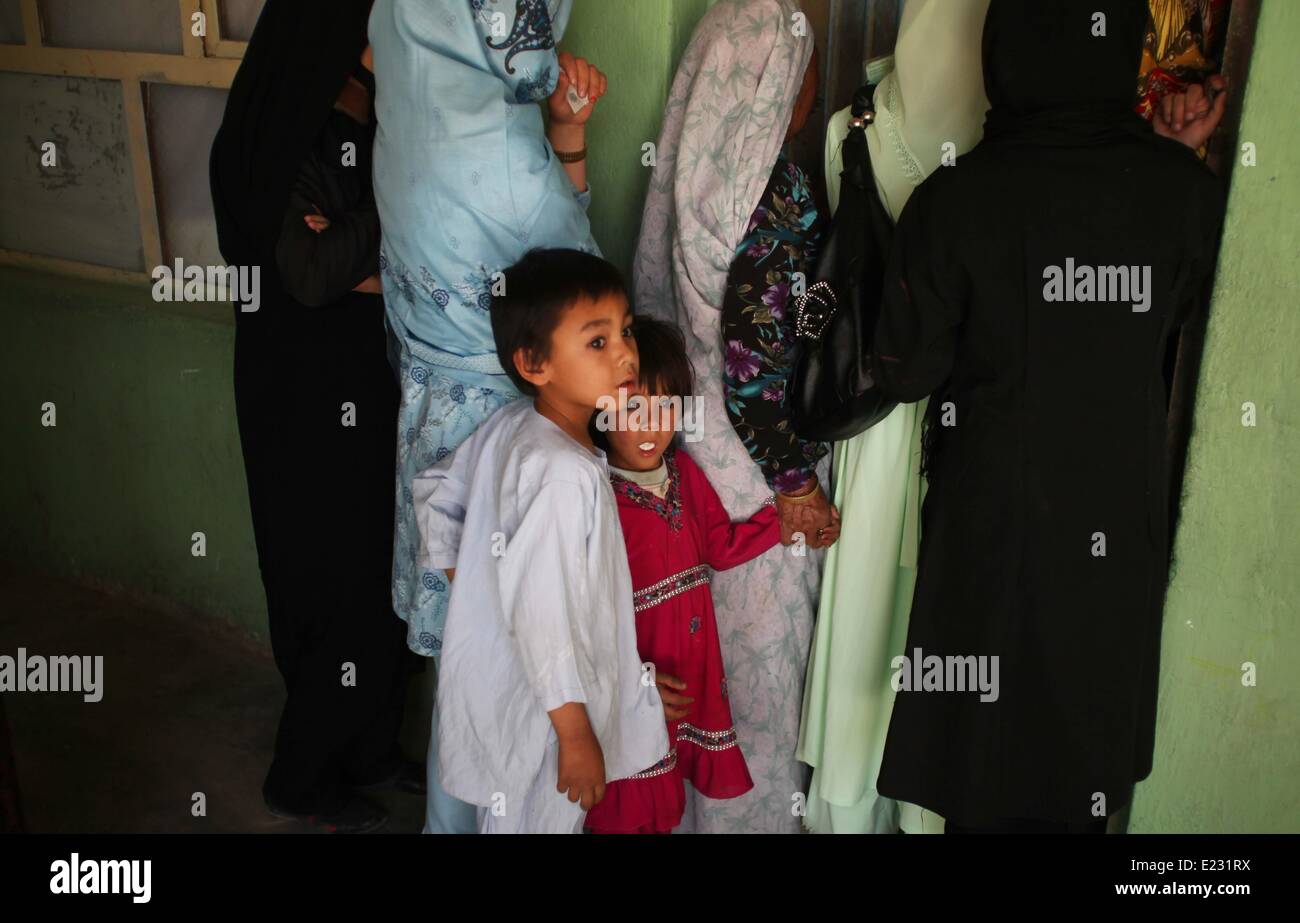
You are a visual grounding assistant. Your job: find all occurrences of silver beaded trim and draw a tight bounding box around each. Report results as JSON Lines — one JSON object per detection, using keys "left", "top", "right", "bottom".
{"left": 677, "top": 722, "right": 741, "bottom": 752}
{"left": 633, "top": 564, "right": 711, "bottom": 613}
{"left": 628, "top": 747, "right": 678, "bottom": 780}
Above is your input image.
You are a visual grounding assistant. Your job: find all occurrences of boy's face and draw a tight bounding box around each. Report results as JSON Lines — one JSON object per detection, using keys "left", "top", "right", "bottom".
{"left": 518, "top": 292, "right": 638, "bottom": 416}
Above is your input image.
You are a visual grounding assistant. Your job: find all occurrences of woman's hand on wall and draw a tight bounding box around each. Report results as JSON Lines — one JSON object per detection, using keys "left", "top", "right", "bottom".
{"left": 1153, "top": 75, "right": 1228, "bottom": 152}
{"left": 546, "top": 52, "right": 604, "bottom": 194}
{"left": 547, "top": 51, "right": 606, "bottom": 127}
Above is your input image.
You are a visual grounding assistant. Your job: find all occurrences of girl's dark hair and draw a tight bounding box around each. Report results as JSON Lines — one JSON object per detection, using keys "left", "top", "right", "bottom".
{"left": 490, "top": 248, "right": 627, "bottom": 396}
{"left": 631, "top": 317, "right": 694, "bottom": 399}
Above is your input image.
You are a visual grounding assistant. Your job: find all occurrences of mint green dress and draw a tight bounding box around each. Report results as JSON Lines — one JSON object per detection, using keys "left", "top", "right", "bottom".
{"left": 794, "top": 0, "right": 991, "bottom": 835}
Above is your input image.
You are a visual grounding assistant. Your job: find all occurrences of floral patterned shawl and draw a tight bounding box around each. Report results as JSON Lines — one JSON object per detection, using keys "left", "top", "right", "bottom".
{"left": 632, "top": 0, "right": 819, "bottom": 834}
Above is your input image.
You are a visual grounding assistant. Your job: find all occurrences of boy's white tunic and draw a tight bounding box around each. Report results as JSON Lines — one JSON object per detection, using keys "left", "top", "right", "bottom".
{"left": 413, "top": 399, "right": 668, "bottom": 833}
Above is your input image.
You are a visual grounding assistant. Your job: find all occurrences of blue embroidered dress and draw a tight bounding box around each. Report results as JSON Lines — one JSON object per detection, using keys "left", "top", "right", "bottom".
{"left": 370, "top": 0, "right": 597, "bottom": 656}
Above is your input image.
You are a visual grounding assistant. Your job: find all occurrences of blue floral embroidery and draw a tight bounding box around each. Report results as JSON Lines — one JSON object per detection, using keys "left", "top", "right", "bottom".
{"left": 419, "top": 266, "right": 451, "bottom": 308}
{"left": 417, "top": 631, "right": 441, "bottom": 653}
{"left": 485, "top": 0, "right": 556, "bottom": 75}
{"left": 422, "top": 571, "right": 446, "bottom": 593}
{"left": 455, "top": 267, "right": 497, "bottom": 313}
{"left": 513, "top": 66, "right": 553, "bottom": 105}
{"left": 382, "top": 254, "right": 451, "bottom": 311}
{"left": 450, "top": 384, "right": 466, "bottom": 404}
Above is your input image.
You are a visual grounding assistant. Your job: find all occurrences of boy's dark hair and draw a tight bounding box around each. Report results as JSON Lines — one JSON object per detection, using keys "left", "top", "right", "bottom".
{"left": 490, "top": 248, "right": 628, "bottom": 396}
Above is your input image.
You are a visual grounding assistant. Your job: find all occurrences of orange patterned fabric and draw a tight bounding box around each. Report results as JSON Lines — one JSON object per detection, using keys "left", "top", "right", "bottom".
{"left": 1135, "top": 0, "right": 1229, "bottom": 119}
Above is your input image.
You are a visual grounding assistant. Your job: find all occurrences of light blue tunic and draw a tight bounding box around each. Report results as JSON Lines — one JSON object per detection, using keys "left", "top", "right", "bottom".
{"left": 370, "top": 0, "right": 598, "bottom": 657}
{"left": 369, "top": 0, "right": 597, "bottom": 833}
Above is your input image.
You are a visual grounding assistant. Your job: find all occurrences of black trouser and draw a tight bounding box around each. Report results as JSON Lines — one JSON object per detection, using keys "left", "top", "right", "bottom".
{"left": 233, "top": 294, "right": 408, "bottom": 813}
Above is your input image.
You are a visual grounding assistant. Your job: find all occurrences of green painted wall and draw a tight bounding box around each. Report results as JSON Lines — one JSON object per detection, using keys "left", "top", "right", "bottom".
{"left": 4, "top": 0, "right": 1294, "bottom": 833}
{"left": 564, "top": 0, "right": 714, "bottom": 276}
{"left": 1129, "top": 0, "right": 1300, "bottom": 833}
{"left": 0, "top": 0, "right": 713, "bottom": 638}
{"left": 0, "top": 268, "right": 267, "bottom": 635}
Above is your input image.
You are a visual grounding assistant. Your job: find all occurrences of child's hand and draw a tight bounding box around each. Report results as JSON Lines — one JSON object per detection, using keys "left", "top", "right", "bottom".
{"left": 556, "top": 728, "right": 606, "bottom": 811}
{"left": 549, "top": 702, "right": 606, "bottom": 811}
{"left": 547, "top": 51, "right": 606, "bottom": 127}
{"left": 655, "top": 671, "right": 694, "bottom": 721}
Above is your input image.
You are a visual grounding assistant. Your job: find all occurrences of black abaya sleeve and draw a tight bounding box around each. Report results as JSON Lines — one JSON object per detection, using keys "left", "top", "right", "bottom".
{"left": 274, "top": 122, "right": 380, "bottom": 309}
{"left": 872, "top": 182, "right": 968, "bottom": 403}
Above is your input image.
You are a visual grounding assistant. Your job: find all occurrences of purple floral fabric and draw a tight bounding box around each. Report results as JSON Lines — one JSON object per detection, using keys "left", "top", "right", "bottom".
{"left": 721, "top": 154, "right": 827, "bottom": 492}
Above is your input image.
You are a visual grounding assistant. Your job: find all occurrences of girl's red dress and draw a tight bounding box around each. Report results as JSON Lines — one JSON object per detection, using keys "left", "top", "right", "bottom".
{"left": 585, "top": 448, "right": 780, "bottom": 834}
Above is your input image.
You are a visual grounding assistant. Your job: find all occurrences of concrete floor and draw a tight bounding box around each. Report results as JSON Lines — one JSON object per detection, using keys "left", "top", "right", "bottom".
{"left": 0, "top": 564, "right": 432, "bottom": 833}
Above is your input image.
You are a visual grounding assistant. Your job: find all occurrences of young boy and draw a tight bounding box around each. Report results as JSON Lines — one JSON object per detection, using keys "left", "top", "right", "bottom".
{"left": 411, "top": 249, "right": 668, "bottom": 834}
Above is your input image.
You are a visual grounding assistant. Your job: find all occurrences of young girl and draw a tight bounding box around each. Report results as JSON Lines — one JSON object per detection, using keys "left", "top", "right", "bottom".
{"left": 584, "top": 320, "right": 831, "bottom": 834}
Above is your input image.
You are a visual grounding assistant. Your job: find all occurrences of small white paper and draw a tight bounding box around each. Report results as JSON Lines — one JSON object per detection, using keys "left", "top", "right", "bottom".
{"left": 565, "top": 84, "right": 589, "bottom": 114}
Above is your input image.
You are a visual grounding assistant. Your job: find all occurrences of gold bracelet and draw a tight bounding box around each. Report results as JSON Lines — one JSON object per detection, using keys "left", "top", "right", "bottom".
{"left": 777, "top": 480, "right": 821, "bottom": 504}
{"left": 554, "top": 146, "right": 587, "bottom": 163}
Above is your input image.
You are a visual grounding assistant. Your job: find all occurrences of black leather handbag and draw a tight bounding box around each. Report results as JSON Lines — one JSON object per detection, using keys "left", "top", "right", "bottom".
{"left": 790, "top": 84, "right": 898, "bottom": 443}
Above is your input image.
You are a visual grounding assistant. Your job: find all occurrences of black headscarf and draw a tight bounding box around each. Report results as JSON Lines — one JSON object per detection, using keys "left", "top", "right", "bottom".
{"left": 981, "top": 0, "right": 1151, "bottom": 144}
{"left": 210, "top": 0, "right": 374, "bottom": 274}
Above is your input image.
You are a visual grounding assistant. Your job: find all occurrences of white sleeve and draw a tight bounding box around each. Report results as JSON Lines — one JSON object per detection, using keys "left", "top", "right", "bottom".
{"left": 412, "top": 454, "right": 468, "bottom": 572}
{"left": 497, "top": 480, "right": 591, "bottom": 713}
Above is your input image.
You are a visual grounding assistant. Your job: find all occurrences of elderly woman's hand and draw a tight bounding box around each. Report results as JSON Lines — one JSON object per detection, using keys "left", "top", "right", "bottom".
{"left": 548, "top": 51, "right": 607, "bottom": 126}
{"left": 775, "top": 476, "right": 840, "bottom": 550}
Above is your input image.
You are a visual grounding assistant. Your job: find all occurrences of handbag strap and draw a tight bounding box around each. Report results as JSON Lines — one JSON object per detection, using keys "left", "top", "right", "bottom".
{"left": 841, "top": 84, "right": 879, "bottom": 198}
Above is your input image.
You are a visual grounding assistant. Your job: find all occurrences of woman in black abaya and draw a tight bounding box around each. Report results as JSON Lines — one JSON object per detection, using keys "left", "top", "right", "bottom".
{"left": 871, "top": 0, "right": 1226, "bottom": 832}
{"left": 210, "top": 0, "right": 414, "bottom": 833}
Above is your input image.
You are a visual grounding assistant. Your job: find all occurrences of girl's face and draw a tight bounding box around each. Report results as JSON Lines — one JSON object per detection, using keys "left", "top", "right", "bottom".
{"left": 605, "top": 386, "right": 678, "bottom": 472}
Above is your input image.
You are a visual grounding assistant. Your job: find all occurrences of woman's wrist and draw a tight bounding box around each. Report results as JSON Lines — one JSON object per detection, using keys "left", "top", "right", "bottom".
{"left": 547, "top": 122, "right": 586, "bottom": 153}
{"left": 776, "top": 473, "right": 819, "bottom": 501}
